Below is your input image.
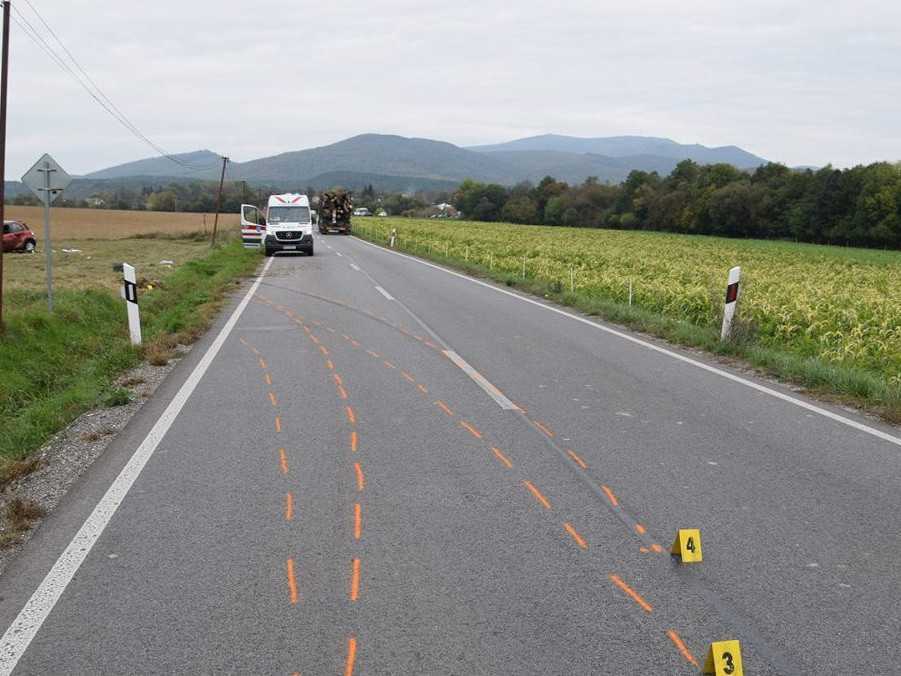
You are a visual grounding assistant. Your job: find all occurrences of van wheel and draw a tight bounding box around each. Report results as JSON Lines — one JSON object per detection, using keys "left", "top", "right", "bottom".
{"left": 264, "top": 248, "right": 273, "bottom": 257}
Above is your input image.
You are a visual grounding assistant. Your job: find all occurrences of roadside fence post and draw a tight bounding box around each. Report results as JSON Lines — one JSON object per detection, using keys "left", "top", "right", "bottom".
{"left": 720, "top": 266, "right": 742, "bottom": 341}
{"left": 570, "top": 265, "right": 574, "bottom": 292}
{"left": 629, "top": 279, "right": 633, "bottom": 306}
{"left": 521, "top": 256, "right": 526, "bottom": 279}
{"left": 121, "top": 262, "right": 142, "bottom": 346}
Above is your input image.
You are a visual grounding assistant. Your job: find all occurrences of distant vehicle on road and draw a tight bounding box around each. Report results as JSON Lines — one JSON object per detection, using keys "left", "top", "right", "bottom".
{"left": 240, "top": 194, "right": 314, "bottom": 256}
{"left": 353, "top": 207, "right": 371, "bottom": 217}
{"left": 2, "top": 220, "right": 37, "bottom": 253}
{"left": 318, "top": 190, "right": 353, "bottom": 235}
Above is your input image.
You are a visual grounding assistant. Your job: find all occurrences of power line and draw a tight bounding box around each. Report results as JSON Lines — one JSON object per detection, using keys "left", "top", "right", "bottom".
{"left": 12, "top": 2, "right": 220, "bottom": 172}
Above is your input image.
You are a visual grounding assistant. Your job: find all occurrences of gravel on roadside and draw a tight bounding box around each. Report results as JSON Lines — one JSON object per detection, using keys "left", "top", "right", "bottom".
{"left": 0, "top": 344, "right": 191, "bottom": 577}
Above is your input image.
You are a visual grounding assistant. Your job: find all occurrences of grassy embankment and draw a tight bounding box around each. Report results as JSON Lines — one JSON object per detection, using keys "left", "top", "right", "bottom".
{"left": 0, "top": 208, "right": 259, "bottom": 487}
{"left": 355, "top": 218, "right": 901, "bottom": 422}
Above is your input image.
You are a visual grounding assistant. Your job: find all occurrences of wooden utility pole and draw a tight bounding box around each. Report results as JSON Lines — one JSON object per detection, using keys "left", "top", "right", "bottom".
{"left": 0, "top": 1, "right": 11, "bottom": 332}
{"left": 210, "top": 156, "right": 229, "bottom": 247}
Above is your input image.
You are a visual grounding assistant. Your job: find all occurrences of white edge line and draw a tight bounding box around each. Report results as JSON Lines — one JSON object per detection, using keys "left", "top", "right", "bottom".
{"left": 352, "top": 237, "right": 901, "bottom": 448}
{"left": 0, "top": 257, "right": 274, "bottom": 674}
{"left": 374, "top": 285, "right": 394, "bottom": 301}
{"left": 444, "top": 350, "right": 519, "bottom": 410}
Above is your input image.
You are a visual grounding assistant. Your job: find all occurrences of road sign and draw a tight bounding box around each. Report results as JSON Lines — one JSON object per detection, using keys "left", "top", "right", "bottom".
{"left": 21, "top": 153, "right": 72, "bottom": 205}
{"left": 21, "top": 154, "right": 71, "bottom": 311}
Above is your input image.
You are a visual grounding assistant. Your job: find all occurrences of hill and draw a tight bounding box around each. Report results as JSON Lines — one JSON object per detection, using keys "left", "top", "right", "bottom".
{"left": 74, "top": 133, "right": 770, "bottom": 192}
{"left": 232, "top": 134, "right": 516, "bottom": 184}
{"left": 86, "top": 150, "right": 223, "bottom": 180}
{"left": 468, "top": 134, "right": 767, "bottom": 169}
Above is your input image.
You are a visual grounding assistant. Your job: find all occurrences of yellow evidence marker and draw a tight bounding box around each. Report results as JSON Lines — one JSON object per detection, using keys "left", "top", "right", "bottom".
{"left": 671, "top": 528, "right": 703, "bottom": 562}
{"left": 702, "top": 640, "right": 743, "bottom": 675}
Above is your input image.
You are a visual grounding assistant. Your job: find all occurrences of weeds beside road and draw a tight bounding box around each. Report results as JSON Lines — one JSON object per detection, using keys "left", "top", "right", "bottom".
{"left": 0, "top": 236, "right": 259, "bottom": 483}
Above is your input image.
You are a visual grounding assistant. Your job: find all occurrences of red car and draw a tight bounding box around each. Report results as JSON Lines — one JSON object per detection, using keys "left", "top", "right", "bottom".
{"left": 2, "top": 220, "right": 37, "bottom": 253}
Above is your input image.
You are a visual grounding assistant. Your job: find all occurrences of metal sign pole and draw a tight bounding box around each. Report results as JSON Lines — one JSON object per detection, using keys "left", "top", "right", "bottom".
{"left": 41, "top": 160, "right": 54, "bottom": 311}
{"left": 0, "top": 1, "right": 10, "bottom": 331}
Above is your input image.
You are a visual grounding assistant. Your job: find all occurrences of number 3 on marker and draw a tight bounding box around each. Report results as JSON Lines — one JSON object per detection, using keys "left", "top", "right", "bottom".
{"left": 703, "top": 640, "right": 743, "bottom": 676}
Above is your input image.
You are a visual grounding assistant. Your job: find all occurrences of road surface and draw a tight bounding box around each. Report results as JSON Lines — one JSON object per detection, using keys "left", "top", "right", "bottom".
{"left": 1, "top": 234, "right": 899, "bottom": 674}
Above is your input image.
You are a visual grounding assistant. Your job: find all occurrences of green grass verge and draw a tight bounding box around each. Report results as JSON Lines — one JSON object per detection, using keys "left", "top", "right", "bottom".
{"left": 354, "top": 229, "right": 901, "bottom": 424}
{"left": 0, "top": 241, "right": 260, "bottom": 478}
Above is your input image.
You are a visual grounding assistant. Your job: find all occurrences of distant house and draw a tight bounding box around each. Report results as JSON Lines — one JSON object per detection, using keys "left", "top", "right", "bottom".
{"left": 376, "top": 209, "right": 388, "bottom": 217}
{"left": 430, "top": 203, "right": 459, "bottom": 218}
{"left": 86, "top": 196, "right": 106, "bottom": 208}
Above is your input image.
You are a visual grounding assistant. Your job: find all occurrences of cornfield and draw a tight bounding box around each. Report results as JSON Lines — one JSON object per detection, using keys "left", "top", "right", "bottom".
{"left": 357, "top": 218, "right": 901, "bottom": 383}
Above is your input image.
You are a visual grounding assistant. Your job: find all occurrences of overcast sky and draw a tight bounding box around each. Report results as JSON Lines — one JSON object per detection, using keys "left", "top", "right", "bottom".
{"left": 5, "top": 0, "right": 901, "bottom": 176}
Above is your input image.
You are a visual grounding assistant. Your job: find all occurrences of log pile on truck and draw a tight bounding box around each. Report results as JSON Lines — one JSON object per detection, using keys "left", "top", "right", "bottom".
{"left": 317, "top": 190, "right": 353, "bottom": 234}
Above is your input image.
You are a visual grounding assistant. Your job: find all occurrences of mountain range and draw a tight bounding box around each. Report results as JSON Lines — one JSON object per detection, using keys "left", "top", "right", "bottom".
{"left": 11, "top": 133, "right": 771, "bottom": 198}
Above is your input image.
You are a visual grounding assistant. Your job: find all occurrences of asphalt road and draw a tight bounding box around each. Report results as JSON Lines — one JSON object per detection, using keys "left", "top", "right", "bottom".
{"left": 1, "top": 234, "right": 899, "bottom": 674}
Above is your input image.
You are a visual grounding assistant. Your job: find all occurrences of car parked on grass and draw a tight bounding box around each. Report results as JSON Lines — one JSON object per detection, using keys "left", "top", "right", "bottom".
{"left": 2, "top": 220, "right": 37, "bottom": 253}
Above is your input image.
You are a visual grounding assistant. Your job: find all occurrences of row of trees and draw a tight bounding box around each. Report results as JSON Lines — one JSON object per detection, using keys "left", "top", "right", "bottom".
{"left": 9, "top": 181, "right": 298, "bottom": 214}
{"left": 9, "top": 180, "right": 452, "bottom": 220}
{"left": 452, "top": 161, "right": 901, "bottom": 248}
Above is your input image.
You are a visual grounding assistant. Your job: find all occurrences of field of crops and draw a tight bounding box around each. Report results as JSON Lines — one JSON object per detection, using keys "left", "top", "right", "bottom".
{"left": 2, "top": 207, "right": 243, "bottom": 294}
{"left": 5, "top": 206, "right": 239, "bottom": 239}
{"left": 355, "top": 218, "right": 901, "bottom": 386}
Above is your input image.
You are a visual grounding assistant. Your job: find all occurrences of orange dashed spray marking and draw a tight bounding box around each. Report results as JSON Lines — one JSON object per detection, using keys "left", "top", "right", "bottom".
{"left": 609, "top": 574, "right": 652, "bottom": 613}
{"left": 286, "top": 559, "right": 299, "bottom": 605}
{"left": 666, "top": 630, "right": 699, "bottom": 667}
{"left": 566, "top": 449, "right": 588, "bottom": 469}
{"left": 344, "top": 637, "right": 357, "bottom": 676}
{"left": 491, "top": 447, "right": 513, "bottom": 469}
{"left": 564, "top": 523, "right": 588, "bottom": 550}
{"left": 350, "top": 559, "right": 361, "bottom": 601}
{"left": 459, "top": 421, "right": 482, "bottom": 439}
{"left": 523, "top": 480, "right": 551, "bottom": 509}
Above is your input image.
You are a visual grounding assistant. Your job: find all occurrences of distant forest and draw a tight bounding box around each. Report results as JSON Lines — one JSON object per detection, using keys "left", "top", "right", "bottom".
{"left": 452, "top": 161, "right": 901, "bottom": 249}
{"left": 9, "top": 160, "right": 900, "bottom": 249}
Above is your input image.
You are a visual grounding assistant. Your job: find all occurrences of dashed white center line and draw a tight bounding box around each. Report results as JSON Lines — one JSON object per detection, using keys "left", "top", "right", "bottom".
{"left": 444, "top": 350, "right": 519, "bottom": 410}
{"left": 336, "top": 252, "right": 343, "bottom": 257}
{"left": 350, "top": 263, "right": 361, "bottom": 271}
{"left": 375, "top": 286, "right": 394, "bottom": 300}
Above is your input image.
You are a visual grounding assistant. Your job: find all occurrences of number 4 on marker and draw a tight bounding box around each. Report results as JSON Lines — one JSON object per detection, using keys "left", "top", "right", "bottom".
{"left": 703, "top": 640, "right": 743, "bottom": 675}
{"left": 671, "top": 528, "right": 702, "bottom": 563}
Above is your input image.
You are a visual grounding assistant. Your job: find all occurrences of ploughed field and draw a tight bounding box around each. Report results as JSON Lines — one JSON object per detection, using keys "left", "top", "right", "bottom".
{"left": 3, "top": 207, "right": 242, "bottom": 293}
{"left": 5, "top": 206, "right": 239, "bottom": 240}
{"left": 355, "top": 218, "right": 901, "bottom": 388}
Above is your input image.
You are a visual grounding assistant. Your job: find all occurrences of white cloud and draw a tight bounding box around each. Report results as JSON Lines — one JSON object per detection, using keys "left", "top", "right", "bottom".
{"left": 6, "top": 0, "right": 901, "bottom": 176}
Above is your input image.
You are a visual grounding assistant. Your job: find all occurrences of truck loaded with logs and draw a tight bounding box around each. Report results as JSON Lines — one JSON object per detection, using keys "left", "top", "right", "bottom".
{"left": 316, "top": 189, "right": 353, "bottom": 235}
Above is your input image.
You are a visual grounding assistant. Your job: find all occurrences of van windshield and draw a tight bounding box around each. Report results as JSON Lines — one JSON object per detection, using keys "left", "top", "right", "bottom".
{"left": 268, "top": 206, "right": 310, "bottom": 224}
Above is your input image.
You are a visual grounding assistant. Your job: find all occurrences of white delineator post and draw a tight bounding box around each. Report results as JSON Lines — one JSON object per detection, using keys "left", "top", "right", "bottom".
{"left": 720, "top": 266, "right": 741, "bottom": 341}
{"left": 122, "top": 263, "right": 142, "bottom": 346}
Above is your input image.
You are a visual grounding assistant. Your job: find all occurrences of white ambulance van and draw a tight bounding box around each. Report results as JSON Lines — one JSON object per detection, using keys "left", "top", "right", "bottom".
{"left": 240, "top": 194, "right": 314, "bottom": 256}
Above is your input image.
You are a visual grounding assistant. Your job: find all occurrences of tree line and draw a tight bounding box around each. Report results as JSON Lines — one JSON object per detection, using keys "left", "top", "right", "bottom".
{"left": 452, "top": 161, "right": 901, "bottom": 248}
{"left": 8, "top": 160, "right": 899, "bottom": 248}
{"left": 8, "top": 180, "right": 450, "bottom": 220}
